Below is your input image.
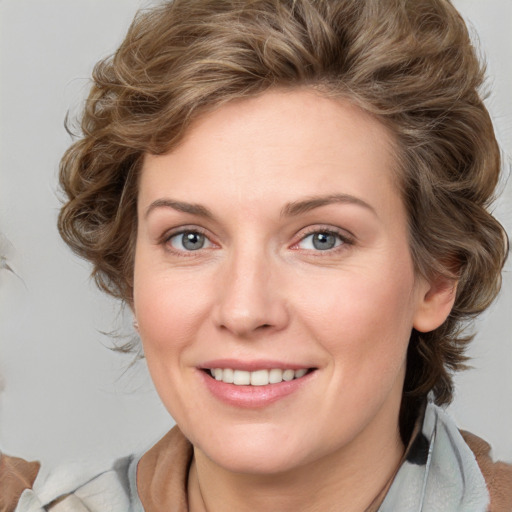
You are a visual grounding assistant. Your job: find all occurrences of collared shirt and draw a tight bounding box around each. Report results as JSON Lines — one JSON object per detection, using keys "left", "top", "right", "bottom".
{"left": 8, "top": 401, "right": 512, "bottom": 511}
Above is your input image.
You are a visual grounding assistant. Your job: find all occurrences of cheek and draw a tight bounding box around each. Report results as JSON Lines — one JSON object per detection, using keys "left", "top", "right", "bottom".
{"left": 296, "top": 264, "right": 416, "bottom": 369}
{"left": 133, "top": 259, "right": 210, "bottom": 357}
{"left": 132, "top": 264, "right": 213, "bottom": 414}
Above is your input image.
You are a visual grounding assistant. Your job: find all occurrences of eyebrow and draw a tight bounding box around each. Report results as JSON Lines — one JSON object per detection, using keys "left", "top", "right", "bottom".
{"left": 280, "top": 194, "right": 376, "bottom": 217}
{"left": 144, "top": 193, "right": 376, "bottom": 220}
{"left": 144, "top": 199, "right": 214, "bottom": 219}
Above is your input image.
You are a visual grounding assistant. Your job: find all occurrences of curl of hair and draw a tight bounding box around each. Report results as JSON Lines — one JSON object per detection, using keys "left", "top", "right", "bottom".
{"left": 58, "top": 0, "right": 509, "bottom": 432}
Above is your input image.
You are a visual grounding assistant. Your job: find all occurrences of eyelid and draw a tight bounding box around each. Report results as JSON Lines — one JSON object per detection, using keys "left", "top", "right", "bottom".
{"left": 161, "top": 225, "right": 218, "bottom": 254}
{"left": 158, "top": 224, "right": 354, "bottom": 254}
{"left": 161, "top": 225, "right": 205, "bottom": 242}
{"left": 291, "top": 225, "right": 355, "bottom": 251}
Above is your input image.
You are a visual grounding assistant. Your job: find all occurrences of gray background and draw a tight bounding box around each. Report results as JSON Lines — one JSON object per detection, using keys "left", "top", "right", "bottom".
{"left": 1, "top": 0, "right": 511, "bottom": 470}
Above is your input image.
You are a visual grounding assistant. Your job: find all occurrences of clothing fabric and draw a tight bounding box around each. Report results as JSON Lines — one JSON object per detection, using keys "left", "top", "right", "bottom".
{"left": 0, "top": 454, "right": 40, "bottom": 512}
{"left": 378, "top": 403, "right": 490, "bottom": 511}
{"left": 7, "top": 401, "right": 512, "bottom": 511}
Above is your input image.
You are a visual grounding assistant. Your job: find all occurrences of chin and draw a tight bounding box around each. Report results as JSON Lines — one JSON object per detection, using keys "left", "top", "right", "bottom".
{"left": 191, "top": 422, "right": 330, "bottom": 476}
{"left": 205, "top": 444, "right": 308, "bottom": 476}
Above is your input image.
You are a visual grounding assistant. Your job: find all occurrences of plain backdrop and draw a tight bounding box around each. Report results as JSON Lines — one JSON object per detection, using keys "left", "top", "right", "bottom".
{"left": 1, "top": 0, "right": 511, "bottom": 470}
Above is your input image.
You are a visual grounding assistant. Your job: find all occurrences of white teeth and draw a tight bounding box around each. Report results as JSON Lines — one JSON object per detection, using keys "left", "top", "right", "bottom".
{"left": 282, "top": 369, "right": 295, "bottom": 381}
{"left": 250, "top": 369, "right": 269, "bottom": 386}
{"left": 268, "top": 368, "right": 283, "bottom": 384}
{"left": 233, "top": 370, "right": 251, "bottom": 385}
{"left": 222, "top": 368, "right": 234, "bottom": 384}
{"left": 209, "top": 368, "right": 309, "bottom": 385}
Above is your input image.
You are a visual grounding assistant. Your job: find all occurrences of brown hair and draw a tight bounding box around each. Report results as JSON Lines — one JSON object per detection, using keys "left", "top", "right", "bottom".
{"left": 58, "top": 0, "right": 508, "bottom": 431}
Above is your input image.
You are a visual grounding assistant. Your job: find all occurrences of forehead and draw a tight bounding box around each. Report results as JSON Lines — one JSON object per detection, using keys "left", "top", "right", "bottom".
{"left": 138, "top": 89, "right": 399, "bottom": 217}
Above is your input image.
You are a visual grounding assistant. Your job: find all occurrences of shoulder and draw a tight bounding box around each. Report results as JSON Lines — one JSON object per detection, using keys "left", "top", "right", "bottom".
{"left": 380, "top": 402, "right": 499, "bottom": 511}
{"left": 461, "top": 430, "right": 512, "bottom": 512}
{"left": 1, "top": 427, "right": 189, "bottom": 512}
{"left": 9, "top": 453, "right": 143, "bottom": 512}
{"left": 136, "top": 425, "right": 193, "bottom": 511}
{"left": 0, "top": 451, "right": 40, "bottom": 512}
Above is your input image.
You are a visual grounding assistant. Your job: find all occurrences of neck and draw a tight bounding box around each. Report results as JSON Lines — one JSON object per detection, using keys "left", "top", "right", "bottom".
{"left": 188, "top": 419, "right": 404, "bottom": 512}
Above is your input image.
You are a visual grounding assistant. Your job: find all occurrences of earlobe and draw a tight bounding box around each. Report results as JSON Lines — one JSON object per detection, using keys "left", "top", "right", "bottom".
{"left": 413, "top": 275, "right": 458, "bottom": 333}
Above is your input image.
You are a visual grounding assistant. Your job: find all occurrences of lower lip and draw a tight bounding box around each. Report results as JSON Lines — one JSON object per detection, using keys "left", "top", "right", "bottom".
{"left": 199, "top": 370, "right": 315, "bottom": 408}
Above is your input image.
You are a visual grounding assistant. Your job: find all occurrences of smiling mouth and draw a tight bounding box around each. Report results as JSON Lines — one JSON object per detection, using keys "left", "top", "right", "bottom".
{"left": 205, "top": 368, "right": 314, "bottom": 386}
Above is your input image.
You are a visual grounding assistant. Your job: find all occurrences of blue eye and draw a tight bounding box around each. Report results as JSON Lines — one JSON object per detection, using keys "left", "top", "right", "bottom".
{"left": 298, "top": 231, "right": 344, "bottom": 251}
{"left": 169, "top": 231, "right": 211, "bottom": 251}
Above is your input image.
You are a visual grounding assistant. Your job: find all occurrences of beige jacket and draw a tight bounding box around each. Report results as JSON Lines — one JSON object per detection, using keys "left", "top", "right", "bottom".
{"left": 2, "top": 427, "right": 512, "bottom": 512}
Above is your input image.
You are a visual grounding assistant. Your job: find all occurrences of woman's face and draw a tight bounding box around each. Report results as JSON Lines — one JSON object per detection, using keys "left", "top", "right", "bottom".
{"left": 134, "top": 89, "right": 436, "bottom": 475}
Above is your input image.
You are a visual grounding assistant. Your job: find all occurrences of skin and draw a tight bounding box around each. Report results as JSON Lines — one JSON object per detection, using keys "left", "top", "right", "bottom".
{"left": 133, "top": 88, "right": 456, "bottom": 511}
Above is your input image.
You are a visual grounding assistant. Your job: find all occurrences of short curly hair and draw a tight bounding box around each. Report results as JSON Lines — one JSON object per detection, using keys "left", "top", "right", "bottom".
{"left": 58, "top": 0, "right": 508, "bottom": 428}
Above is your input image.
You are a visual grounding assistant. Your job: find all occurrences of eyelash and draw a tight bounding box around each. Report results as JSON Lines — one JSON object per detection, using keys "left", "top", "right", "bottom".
{"left": 162, "top": 226, "right": 215, "bottom": 256}
{"left": 161, "top": 226, "right": 354, "bottom": 256}
{"left": 292, "top": 226, "right": 354, "bottom": 254}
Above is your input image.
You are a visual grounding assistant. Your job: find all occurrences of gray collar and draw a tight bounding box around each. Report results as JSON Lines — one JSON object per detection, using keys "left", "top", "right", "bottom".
{"left": 378, "top": 400, "right": 489, "bottom": 511}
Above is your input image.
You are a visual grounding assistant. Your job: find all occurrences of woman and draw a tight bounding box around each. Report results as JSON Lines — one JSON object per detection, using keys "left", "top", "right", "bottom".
{"left": 4, "top": 0, "right": 511, "bottom": 510}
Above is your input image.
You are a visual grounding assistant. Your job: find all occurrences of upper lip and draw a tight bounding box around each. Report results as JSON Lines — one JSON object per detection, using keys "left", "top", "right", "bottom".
{"left": 199, "top": 359, "right": 314, "bottom": 371}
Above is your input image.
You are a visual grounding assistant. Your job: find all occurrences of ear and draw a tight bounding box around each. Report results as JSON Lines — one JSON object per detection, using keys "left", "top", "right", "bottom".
{"left": 413, "top": 274, "right": 458, "bottom": 333}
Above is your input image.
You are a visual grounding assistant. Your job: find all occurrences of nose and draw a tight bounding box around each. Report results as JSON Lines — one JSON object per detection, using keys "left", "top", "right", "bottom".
{"left": 213, "top": 248, "right": 290, "bottom": 338}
